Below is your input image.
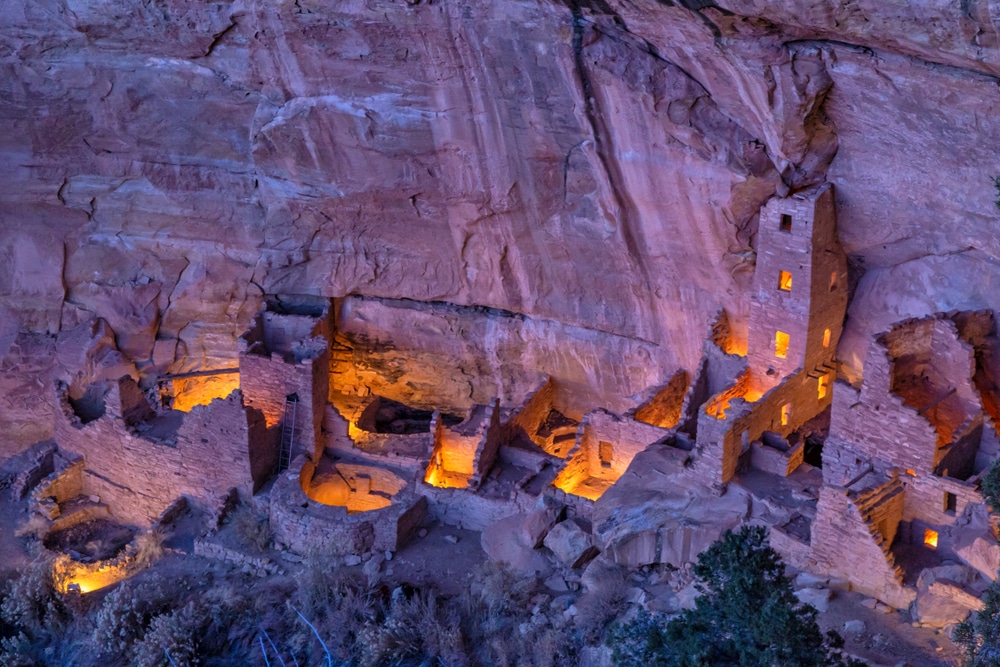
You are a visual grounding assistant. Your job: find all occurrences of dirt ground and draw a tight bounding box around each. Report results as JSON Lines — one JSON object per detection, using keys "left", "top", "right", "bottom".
{"left": 819, "top": 588, "right": 961, "bottom": 667}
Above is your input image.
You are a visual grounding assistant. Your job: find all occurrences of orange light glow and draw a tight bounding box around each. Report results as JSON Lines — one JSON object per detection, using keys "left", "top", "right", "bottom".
{"left": 923, "top": 529, "right": 938, "bottom": 549}
{"left": 817, "top": 375, "right": 829, "bottom": 400}
{"left": 53, "top": 555, "right": 131, "bottom": 594}
{"left": 780, "top": 403, "right": 791, "bottom": 426}
{"left": 822, "top": 328, "right": 832, "bottom": 348}
{"left": 778, "top": 271, "right": 792, "bottom": 291}
{"left": 775, "top": 331, "right": 789, "bottom": 359}
{"left": 705, "top": 373, "right": 763, "bottom": 420}
{"left": 171, "top": 373, "right": 241, "bottom": 412}
{"left": 905, "top": 469, "right": 916, "bottom": 477}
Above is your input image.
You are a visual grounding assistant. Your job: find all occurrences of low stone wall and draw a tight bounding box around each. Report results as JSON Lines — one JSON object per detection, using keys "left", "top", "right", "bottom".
{"left": 423, "top": 484, "right": 536, "bottom": 531}
{"left": 193, "top": 539, "right": 282, "bottom": 577}
{"left": 270, "top": 457, "right": 426, "bottom": 556}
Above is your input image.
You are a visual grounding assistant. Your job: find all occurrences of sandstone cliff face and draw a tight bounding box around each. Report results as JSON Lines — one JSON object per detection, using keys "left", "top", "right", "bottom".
{"left": 1, "top": 0, "right": 999, "bottom": 443}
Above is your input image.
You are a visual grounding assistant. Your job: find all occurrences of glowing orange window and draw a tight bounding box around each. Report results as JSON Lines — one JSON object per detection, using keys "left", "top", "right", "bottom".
{"left": 924, "top": 529, "right": 938, "bottom": 549}
{"left": 778, "top": 271, "right": 792, "bottom": 292}
{"left": 817, "top": 375, "right": 829, "bottom": 400}
{"left": 780, "top": 403, "right": 791, "bottom": 426}
{"left": 775, "top": 331, "right": 789, "bottom": 359}
{"left": 829, "top": 272, "right": 838, "bottom": 292}
{"left": 822, "top": 328, "right": 831, "bottom": 348}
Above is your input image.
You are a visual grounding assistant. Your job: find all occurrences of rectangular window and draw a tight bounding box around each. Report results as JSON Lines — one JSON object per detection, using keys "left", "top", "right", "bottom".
{"left": 778, "top": 270, "right": 792, "bottom": 291}
{"left": 944, "top": 492, "right": 957, "bottom": 514}
{"left": 599, "top": 441, "right": 613, "bottom": 469}
{"left": 775, "top": 331, "right": 789, "bottom": 359}
{"left": 817, "top": 375, "right": 829, "bottom": 400}
{"left": 780, "top": 403, "right": 791, "bottom": 426}
{"left": 830, "top": 272, "right": 838, "bottom": 292}
{"left": 780, "top": 214, "right": 792, "bottom": 232}
{"left": 924, "top": 529, "right": 938, "bottom": 549}
{"left": 822, "top": 328, "right": 831, "bottom": 348}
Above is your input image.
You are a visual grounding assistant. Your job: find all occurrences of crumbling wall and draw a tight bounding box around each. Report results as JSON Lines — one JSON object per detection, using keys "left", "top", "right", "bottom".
{"left": 239, "top": 350, "right": 328, "bottom": 461}
{"left": 55, "top": 378, "right": 264, "bottom": 526}
{"left": 696, "top": 368, "right": 833, "bottom": 486}
{"left": 634, "top": 370, "right": 688, "bottom": 429}
{"left": 826, "top": 365, "right": 942, "bottom": 483}
{"left": 751, "top": 433, "right": 804, "bottom": 477}
{"left": 810, "top": 485, "right": 915, "bottom": 609}
{"left": 425, "top": 401, "right": 501, "bottom": 489}
{"left": 502, "top": 379, "right": 556, "bottom": 447}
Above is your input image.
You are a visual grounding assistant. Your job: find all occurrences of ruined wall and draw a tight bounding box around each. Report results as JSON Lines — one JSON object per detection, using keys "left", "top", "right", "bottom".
{"left": 751, "top": 436, "right": 804, "bottom": 477}
{"left": 54, "top": 380, "right": 265, "bottom": 526}
{"left": 696, "top": 368, "right": 833, "bottom": 486}
{"left": 810, "top": 485, "right": 914, "bottom": 609}
{"left": 578, "top": 410, "right": 669, "bottom": 480}
{"left": 239, "top": 350, "right": 328, "bottom": 461}
{"left": 633, "top": 370, "right": 688, "bottom": 429}
{"left": 825, "top": 379, "right": 940, "bottom": 484}
{"left": 902, "top": 474, "right": 984, "bottom": 547}
{"left": 270, "top": 457, "right": 425, "bottom": 556}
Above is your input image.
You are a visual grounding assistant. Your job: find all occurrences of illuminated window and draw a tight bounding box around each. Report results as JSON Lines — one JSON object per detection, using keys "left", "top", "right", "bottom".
{"left": 924, "top": 529, "right": 938, "bottom": 549}
{"left": 822, "top": 328, "right": 831, "bottom": 348}
{"left": 775, "top": 331, "right": 789, "bottom": 359}
{"left": 830, "top": 272, "right": 838, "bottom": 292}
{"left": 599, "top": 441, "right": 613, "bottom": 469}
{"left": 780, "top": 214, "right": 792, "bottom": 232}
{"left": 905, "top": 469, "right": 916, "bottom": 477}
{"left": 817, "top": 375, "right": 829, "bottom": 400}
{"left": 778, "top": 270, "right": 792, "bottom": 291}
{"left": 780, "top": 403, "right": 791, "bottom": 426}
{"left": 944, "top": 492, "right": 957, "bottom": 514}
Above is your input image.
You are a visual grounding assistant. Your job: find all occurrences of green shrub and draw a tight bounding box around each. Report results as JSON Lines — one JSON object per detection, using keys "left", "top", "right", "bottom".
{"left": 229, "top": 505, "right": 273, "bottom": 554}
{"left": 133, "top": 601, "right": 206, "bottom": 667}
{"left": 955, "top": 577, "right": 1000, "bottom": 665}
{"left": 607, "top": 609, "right": 672, "bottom": 667}
{"left": 92, "top": 574, "right": 178, "bottom": 657}
{"left": 980, "top": 457, "right": 1000, "bottom": 514}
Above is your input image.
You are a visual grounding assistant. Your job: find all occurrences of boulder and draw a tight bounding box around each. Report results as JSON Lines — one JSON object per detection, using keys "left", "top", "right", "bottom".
{"left": 843, "top": 620, "right": 866, "bottom": 635}
{"left": 794, "top": 571, "right": 829, "bottom": 589}
{"left": 955, "top": 532, "right": 1000, "bottom": 581}
{"left": 481, "top": 514, "right": 551, "bottom": 573}
{"left": 544, "top": 519, "right": 599, "bottom": 569}
{"left": 521, "top": 495, "right": 566, "bottom": 548}
{"left": 593, "top": 445, "right": 750, "bottom": 568}
{"left": 911, "top": 564, "right": 987, "bottom": 628}
{"left": 794, "top": 587, "right": 832, "bottom": 612}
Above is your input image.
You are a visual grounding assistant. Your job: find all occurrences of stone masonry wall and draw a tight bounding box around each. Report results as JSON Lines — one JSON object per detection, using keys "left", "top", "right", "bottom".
{"left": 239, "top": 350, "right": 328, "bottom": 461}
{"left": 270, "top": 457, "right": 425, "bottom": 556}
{"left": 55, "top": 379, "right": 262, "bottom": 526}
{"left": 696, "top": 368, "right": 834, "bottom": 486}
{"left": 578, "top": 410, "right": 670, "bottom": 480}
{"left": 827, "top": 372, "right": 941, "bottom": 483}
{"left": 748, "top": 185, "right": 846, "bottom": 389}
{"left": 810, "top": 485, "right": 915, "bottom": 609}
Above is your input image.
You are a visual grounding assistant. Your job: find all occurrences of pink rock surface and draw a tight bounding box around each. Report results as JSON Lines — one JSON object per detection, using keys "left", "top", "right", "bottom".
{"left": 1, "top": 0, "right": 999, "bottom": 431}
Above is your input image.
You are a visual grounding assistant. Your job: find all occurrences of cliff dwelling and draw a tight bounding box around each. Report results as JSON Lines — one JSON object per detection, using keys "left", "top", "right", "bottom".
{"left": 2, "top": 2, "right": 999, "bottom": 664}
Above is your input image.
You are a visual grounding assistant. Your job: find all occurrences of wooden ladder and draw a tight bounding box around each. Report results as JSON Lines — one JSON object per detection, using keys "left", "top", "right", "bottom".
{"left": 277, "top": 396, "right": 298, "bottom": 473}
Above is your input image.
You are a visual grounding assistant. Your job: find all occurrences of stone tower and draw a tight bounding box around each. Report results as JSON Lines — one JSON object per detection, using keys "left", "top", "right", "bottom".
{"left": 747, "top": 183, "right": 847, "bottom": 392}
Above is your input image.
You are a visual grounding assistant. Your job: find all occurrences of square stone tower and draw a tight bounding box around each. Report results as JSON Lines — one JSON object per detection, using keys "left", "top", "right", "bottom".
{"left": 747, "top": 183, "right": 847, "bottom": 391}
